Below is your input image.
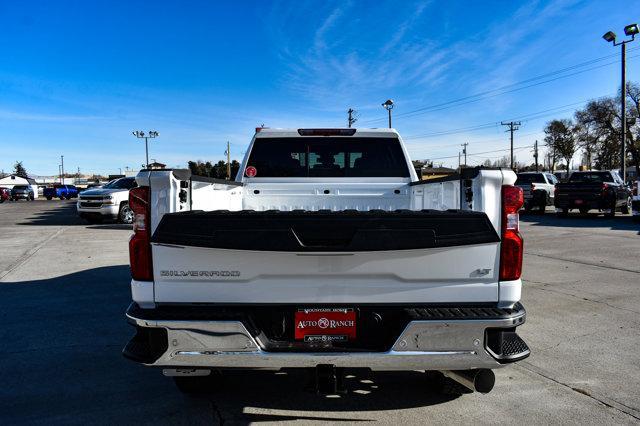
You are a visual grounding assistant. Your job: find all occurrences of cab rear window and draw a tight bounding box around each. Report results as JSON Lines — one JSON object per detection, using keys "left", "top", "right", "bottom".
{"left": 568, "top": 172, "right": 611, "bottom": 183}
{"left": 516, "top": 174, "right": 545, "bottom": 184}
{"left": 246, "top": 137, "right": 410, "bottom": 178}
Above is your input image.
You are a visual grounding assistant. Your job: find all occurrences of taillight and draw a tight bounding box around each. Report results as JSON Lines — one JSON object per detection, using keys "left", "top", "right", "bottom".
{"left": 601, "top": 183, "right": 609, "bottom": 193}
{"left": 500, "top": 185, "right": 524, "bottom": 281}
{"left": 531, "top": 183, "right": 536, "bottom": 191}
{"left": 129, "top": 186, "right": 153, "bottom": 281}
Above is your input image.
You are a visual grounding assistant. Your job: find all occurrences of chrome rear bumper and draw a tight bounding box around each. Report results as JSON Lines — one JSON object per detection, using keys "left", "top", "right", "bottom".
{"left": 124, "top": 304, "right": 528, "bottom": 371}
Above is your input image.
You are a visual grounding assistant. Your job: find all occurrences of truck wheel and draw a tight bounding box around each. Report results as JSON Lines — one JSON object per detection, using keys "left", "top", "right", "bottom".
{"left": 118, "top": 203, "right": 134, "bottom": 224}
{"left": 579, "top": 207, "right": 589, "bottom": 215}
{"left": 173, "top": 373, "right": 219, "bottom": 394}
{"left": 556, "top": 208, "right": 568, "bottom": 218}
{"left": 605, "top": 201, "right": 616, "bottom": 218}
{"left": 46, "top": 197, "right": 52, "bottom": 200}
{"left": 621, "top": 197, "right": 631, "bottom": 215}
{"left": 538, "top": 200, "right": 546, "bottom": 215}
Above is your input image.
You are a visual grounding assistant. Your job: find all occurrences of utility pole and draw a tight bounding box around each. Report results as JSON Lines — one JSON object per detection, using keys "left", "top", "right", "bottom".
{"left": 347, "top": 108, "right": 358, "bottom": 128}
{"left": 501, "top": 121, "right": 521, "bottom": 169}
{"left": 534, "top": 140, "right": 539, "bottom": 172}
{"left": 461, "top": 142, "right": 468, "bottom": 166}
{"left": 58, "top": 165, "right": 62, "bottom": 184}
{"left": 225, "top": 141, "right": 231, "bottom": 180}
{"left": 458, "top": 151, "right": 461, "bottom": 169}
{"left": 61, "top": 155, "right": 65, "bottom": 183}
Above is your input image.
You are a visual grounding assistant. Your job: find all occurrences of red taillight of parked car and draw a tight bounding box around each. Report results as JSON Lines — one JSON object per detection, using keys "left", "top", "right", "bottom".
{"left": 500, "top": 185, "right": 524, "bottom": 281}
{"left": 129, "top": 186, "right": 153, "bottom": 281}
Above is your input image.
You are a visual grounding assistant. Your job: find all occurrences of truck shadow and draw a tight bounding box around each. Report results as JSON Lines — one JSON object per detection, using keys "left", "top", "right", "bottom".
{"left": 0, "top": 266, "right": 458, "bottom": 425}
{"left": 17, "top": 200, "right": 130, "bottom": 229}
{"left": 521, "top": 211, "right": 639, "bottom": 234}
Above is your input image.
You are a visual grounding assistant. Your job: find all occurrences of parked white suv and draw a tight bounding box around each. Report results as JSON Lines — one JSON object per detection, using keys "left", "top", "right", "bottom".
{"left": 123, "top": 128, "right": 529, "bottom": 395}
{"left": 77, "top": 177, "right": 137, "bottom": 223}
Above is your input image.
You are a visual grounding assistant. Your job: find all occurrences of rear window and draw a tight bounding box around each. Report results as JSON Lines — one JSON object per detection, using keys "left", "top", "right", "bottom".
{"left": 568, "top": 172, "right": 612, "bottom": 183}
{"left": 516, "top": 174, "right": 545, "bottom": 184}
{"left": 13, "top": 185, "right": 28, "bottom": 190}
{"left": 103, "top": 178, "right": 137, "bottom": 189}
{"left": 246, "top": 137, "right": 410, "bottom": 178}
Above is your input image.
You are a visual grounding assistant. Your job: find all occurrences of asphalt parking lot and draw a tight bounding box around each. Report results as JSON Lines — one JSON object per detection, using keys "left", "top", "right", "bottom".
{"left": 1, "top": 200, "right": 639, "bottom": 425}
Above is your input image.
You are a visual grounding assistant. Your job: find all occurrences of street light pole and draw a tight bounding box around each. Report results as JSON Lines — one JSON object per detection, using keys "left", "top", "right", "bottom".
{"left": 132, "top": 130, "right": 159, "bottom": 168}
{"left": 382, "top": 99, "right": 394, "bottom": 128}
{"left": 603, "top": 24, "right": 638, "bottom": 183}
{"left": 621, "top": 41, "right": 627, "bottom": 182}
{"left": 61, "top": 155, "right": 64, "bottom": 183}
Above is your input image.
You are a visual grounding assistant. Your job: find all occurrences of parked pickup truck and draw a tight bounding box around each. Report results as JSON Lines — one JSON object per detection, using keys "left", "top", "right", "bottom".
{"left": 515, "top": 171, "right": 557, "bottom": 213}
{"left": 76, "top": 177, "right": 137, "bottom": 223}
{"left": 123, "top": 128, "right": 529, "bottom": 396}
{"left": 44, "top": 184, "right": 78, "bottom": 200}
{"left": 554, "top": 170, "right": 631, "bottom": 217}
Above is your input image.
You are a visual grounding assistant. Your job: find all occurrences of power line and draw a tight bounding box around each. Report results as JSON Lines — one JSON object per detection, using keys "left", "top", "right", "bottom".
{"left": 424, "top": 145, "right": 532, "bottom": 161}
{"left": 403, "top": 96, "right": 611, "bottom": 140}
{"left": 361, "top": 49, "right": 640, "bottom": 124}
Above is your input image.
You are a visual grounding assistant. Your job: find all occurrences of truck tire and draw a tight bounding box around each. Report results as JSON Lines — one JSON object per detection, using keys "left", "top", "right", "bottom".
{"left": 538, "top": 198, "right": 547, "bottom": 214}
{"left": 118, "top": 202, "right": 134, "bottom": 224}
{"left": 46, "top": 196, "right": 52, "bottom": 200}
{"left": 621, "top": 197, "right": 631, "bottom": 215}
{"left": 556, "top": 208, "right": 568, "bottom": 218}
{"left": 605, "top": 200, "right": 616, "bottom": 218}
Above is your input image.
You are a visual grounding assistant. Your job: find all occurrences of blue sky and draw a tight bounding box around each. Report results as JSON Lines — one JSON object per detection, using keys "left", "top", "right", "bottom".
{"left": 0, "top": 0, "right": 638, "bottom": 175}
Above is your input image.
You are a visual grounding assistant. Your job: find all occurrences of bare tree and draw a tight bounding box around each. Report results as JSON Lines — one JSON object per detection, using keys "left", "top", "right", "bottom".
{"left": 544, "top": 119, "right": 577, "bottom": 177}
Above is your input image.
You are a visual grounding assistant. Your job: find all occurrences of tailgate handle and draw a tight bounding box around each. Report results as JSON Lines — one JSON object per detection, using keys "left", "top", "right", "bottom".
{"left": 290, "top": 229, "right": 354, "bottom": 249}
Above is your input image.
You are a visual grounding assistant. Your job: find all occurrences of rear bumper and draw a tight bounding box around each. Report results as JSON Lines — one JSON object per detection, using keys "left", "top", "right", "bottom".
{"left": 554, "top": 197, "right": 608, "bottom": 210}
{"left": 123, "top": 303, "right": 529, "bottom": 371}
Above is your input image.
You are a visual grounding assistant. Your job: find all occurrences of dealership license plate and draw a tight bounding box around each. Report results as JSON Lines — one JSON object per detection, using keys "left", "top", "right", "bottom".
{"left": 575, "top": 199, "right": 583, "bottom": 205}
{"left": 294, "top": 309, "right": 356, "bottom": 342}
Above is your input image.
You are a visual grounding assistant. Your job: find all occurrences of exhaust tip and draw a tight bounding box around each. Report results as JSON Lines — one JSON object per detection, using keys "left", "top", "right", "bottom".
{"left": 443, "top": 369, "right": 496, "bottom": 394}
{"left": 474, "top": 369, "right": 495, "bottom": 394}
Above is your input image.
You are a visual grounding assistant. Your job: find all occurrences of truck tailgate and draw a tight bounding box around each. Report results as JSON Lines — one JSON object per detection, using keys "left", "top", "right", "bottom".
{"left": 150, "top": 210, "right": 502, "bottom": 304}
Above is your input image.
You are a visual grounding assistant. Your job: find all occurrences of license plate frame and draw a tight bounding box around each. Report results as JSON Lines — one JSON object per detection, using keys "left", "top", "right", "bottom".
{"left": 294, "top": 308, "right": 356, "bottom": 342}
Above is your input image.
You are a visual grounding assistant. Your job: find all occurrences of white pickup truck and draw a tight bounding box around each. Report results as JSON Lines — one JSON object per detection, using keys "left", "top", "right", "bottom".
{"left": 123, "top": 128, "right": 529, "bottom": 395}
{"left": 77, "top": 177, "right": 137, "bottom": 224}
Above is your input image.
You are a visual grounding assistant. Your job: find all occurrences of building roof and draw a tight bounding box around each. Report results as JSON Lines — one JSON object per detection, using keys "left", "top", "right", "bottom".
{"left": 0, "top": 175, "right": 37, "bottom": 184}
